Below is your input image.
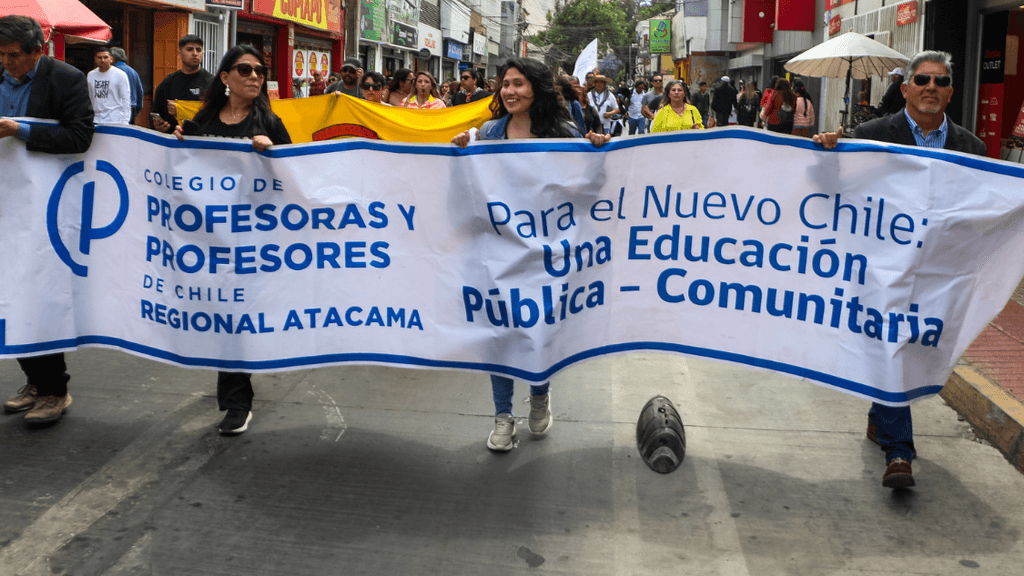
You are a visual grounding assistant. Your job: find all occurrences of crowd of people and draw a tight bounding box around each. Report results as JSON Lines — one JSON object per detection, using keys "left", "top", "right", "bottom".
{"left": 1, "top": 12, "right": 984, "bottom": 489}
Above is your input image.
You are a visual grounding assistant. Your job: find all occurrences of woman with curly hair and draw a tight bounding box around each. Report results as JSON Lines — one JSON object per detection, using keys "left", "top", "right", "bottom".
{"left": 451, "top": 57, "right": 608, "bottom": 452}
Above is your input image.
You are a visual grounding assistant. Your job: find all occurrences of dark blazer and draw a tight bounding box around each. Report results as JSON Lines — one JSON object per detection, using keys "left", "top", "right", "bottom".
{"left": 854, "top": 109, "right": 986, "bottom": 156}
{"left": 1, "top": 56, "right": 95, "bottom": 154}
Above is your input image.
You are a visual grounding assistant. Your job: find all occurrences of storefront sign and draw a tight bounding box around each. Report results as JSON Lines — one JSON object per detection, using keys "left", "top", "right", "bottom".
{"left": 828, "top": 15, "right": 842, "bottom": 36}
{"left": 473, "top": 34, "right": 486, "bottom": 56}
{"left": 896, "top": 1, "right": 917, "bottom": 26}
{"left": 1013, "top": 102, "right": 1024, "bottom": 139}
{"left": 293, "top": 49, "right": 305, "bottom": 78}
{"left": 359, "top": 0, "right": 387, "bottom": 41}
{"left": 150, "top": 0, "right": 206, "bottom": 9}
{"left": 649, "top": 19, "right": 670, "bottom": 54}
{"left": 444, "top": 40, "right": 463, "bottom": 60}
{"left": 253, "top": 0, "right": 342, "bottom": 33}
{"left": 319, "top": 53, "right": 329, "bottom": 75}
{"left": 206, "top": 0, "right": 244, "bottom": 9}
{"left": 418, "top": 23, "right": 441, "bottom": 58}
{"left": 827, "top": 0, "right": 855, "bottom": 8}
{"left": 392, "top": 21, "right": 417, "bottom": 48}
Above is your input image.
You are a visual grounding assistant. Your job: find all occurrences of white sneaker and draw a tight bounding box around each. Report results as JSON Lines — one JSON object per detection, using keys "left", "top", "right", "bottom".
{"left": 487, "top": 414, "right": 517, "bottom": 451}
{"left": 528, "top": 393, "right": 552, "bottom": 436}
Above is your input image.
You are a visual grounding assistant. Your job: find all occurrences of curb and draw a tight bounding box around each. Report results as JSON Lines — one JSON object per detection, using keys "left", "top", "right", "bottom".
{"left": 940, "top": 366, "right": 1024, "bottom": 475}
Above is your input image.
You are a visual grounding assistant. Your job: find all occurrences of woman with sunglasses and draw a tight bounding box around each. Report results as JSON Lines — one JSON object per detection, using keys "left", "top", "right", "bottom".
{"left": 360, "top": 71, "right": 386, "bottom": 103}
{"left": 451, "top": 57, "right": 609, "bottom": 452}
{"left": 401, "top": 71, "right": 447, "bottom": 109}
{"left": 381, "top": 68, "right": 413, "bottom": 107}
{"left": 173, "top": 45, "right": 291, "bottom": 435}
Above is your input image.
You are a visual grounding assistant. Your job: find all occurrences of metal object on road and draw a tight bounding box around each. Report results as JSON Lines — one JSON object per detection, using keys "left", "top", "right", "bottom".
{"left": 635, "top": 395, "right": 686, "bottom": 473}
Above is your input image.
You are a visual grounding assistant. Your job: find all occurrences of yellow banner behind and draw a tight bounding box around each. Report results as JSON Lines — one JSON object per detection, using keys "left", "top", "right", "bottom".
{"left": 175, "top": 94, "right": 495, "bottom": 143}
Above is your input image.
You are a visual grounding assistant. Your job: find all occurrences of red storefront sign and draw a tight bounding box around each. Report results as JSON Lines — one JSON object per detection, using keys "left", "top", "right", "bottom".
{"left": 742, "top": 0, "right": 775, "bottom": 43}
{"left": 775, "top": 0, "right": 814, "bottom": 32}
{"left": 827, "top": 0, "right": 855, "bottom": 8}
{"left": 897, "top": 1, "right": 918, "bottom": 26}
{"left": 828, "top": 15, "right": 842, "bottom": 36}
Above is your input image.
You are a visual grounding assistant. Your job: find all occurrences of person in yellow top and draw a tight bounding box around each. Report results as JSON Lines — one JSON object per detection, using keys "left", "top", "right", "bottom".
{"left": 650, "top": 80, "right": 704, "bottom": 132}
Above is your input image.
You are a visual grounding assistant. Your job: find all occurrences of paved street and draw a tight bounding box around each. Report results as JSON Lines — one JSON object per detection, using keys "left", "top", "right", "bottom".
{"left": 2, "top": 349, "right": 1023, "bottom": 575}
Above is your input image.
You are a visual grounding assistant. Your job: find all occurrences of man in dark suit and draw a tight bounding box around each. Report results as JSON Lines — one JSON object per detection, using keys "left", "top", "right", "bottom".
{"left": 815, "top": 51, "right": 985, "bottom": 489}
{"left": 0, "top": 15, "right": 95, "bottom": 425}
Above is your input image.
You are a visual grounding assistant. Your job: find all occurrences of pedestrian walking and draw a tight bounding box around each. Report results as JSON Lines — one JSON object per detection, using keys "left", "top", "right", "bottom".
{"left": 173, "top": 45, "right": 292, "bottom": 435}
{"left": 760, "top": 78, "right": 796, "bottom": 134}
{"left": 650, "top": 79, "right": 704, "bottom": 132}
{"left": 88, "top": 45, "right": 131, "bottom": 125}
{"left": 691, "top": 81, "right": 710, "bottom": 126}
{"left": 736, "top": 81, "right": 759, "bottom": 127}
{"left": 791, "top": 78, "right": 815, "bottom": 137}
{"left": 813, "top": 50, "right": 986, "bottom": 489}
{"left": 625, "top": 78, "right": 648, "bottom": 135}
{"left": 587, "top": 74, "right": 620, "bottom": 135}
{"left": 151, "top": 34, "right": 214, "bottom": 133}
{"left": 1, "top": 14, "right": 95, "bottom": 426}
{"left": 709, "top": 75, "right": 737, "bottom": 128}
{"left": 451, "top": 57, "right": 609, "bottom": 451}
{"left": 109, "top": 47, "right": 143, "bottom": 123}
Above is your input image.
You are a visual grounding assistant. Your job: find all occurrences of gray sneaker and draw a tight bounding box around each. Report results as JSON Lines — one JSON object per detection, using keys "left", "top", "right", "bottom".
{"left": 487, "top": 414, "right": 517, "bottom": 451}
{"left": 528, "top": 393, "right": 552, "bottom": 436}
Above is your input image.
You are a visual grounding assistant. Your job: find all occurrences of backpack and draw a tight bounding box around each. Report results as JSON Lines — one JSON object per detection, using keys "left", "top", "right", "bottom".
{"left": 778, "top": 101, "right": 794, "bottom": 123}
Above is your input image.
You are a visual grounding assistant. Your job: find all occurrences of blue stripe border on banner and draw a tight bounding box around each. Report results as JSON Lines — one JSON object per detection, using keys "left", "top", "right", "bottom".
{"left": 0, "top": 328, "right": 941, "bottom": 404}
{"left": 15, "top": 121, "right": 1024, "bottom": 179}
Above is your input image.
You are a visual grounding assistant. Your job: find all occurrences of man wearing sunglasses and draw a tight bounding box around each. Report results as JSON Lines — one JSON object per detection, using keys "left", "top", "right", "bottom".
{"left": 452, "top": 69, "right": 489, "bottom": 106}
{"left": 326, "top": 57, "right": 363, "bottom": 98}
{"left": 814, "top": 51, "right": 985, "bottom": 491}
{"left": 151, "top": 35, "right": 213, "bottom": 133}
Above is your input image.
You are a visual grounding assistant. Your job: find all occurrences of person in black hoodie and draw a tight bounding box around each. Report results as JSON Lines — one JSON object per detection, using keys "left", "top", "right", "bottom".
{"left": 710, "top": 75, "right": 737, "bottom": 127}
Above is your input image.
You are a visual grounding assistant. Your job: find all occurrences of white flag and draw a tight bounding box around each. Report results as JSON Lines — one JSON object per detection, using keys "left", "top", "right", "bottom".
{"left": 572, "top": 39, "right": 598, "bottom": 81}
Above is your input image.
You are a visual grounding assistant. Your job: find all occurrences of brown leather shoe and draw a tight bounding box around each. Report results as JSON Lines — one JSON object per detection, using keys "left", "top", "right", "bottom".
{"left": 4, "top": 384, "right": 38, "bottom": 413}
{"left": 24, "top": 394, "right": 72, "bottom": 424}
{"left": 882, "top": 457, "right": 915, "bottom": 489}
{"left": 866, "top": 422, "right": 879, "bottom": 445}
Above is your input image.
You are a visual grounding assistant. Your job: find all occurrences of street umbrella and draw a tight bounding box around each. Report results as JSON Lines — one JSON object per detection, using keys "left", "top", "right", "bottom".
{"left": 1, "top": 0, "right": 112, "bottom": 44}
{"left": 784, "top": 32, "right": 909, "bottom": 127}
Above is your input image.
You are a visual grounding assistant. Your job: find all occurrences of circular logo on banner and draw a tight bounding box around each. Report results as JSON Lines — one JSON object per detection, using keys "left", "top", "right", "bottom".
{"left": 294, "top": 50, "right": 304, "bottom": 77}
{"left": 321, "top": 54, "right": 328, "bottom": 75}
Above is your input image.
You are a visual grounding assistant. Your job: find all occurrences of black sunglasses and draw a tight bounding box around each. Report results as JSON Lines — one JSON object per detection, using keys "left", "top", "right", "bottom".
{"left": 461, "top": 75, "right": 472, "bottom": 80}
{"left": 362, "top": 83, "right": 382, "bottom": 90}
{"left": 912, "top": 74, "right": 951, "bottom": 87}
{"left": 232, "top": 63, "right": 267, "bottom": 77}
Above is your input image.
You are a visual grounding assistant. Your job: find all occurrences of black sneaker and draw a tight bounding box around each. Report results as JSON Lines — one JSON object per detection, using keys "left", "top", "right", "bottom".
{"left": 218, "top": 409, "right": 252, "bottom": 435}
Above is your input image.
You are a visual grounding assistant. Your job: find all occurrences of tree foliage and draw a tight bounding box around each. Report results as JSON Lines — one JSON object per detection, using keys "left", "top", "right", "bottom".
{"left": 531, "top": 0, "right": 676, "bottom": 79}
{"left": 531, "top": 0, "right": 631, "bottom": 76}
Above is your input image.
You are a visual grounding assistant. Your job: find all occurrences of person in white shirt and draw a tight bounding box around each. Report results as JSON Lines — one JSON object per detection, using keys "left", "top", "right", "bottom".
{"left": 626, "top": 78, "right": 648, "bottom": 135}
{"left": 587, "top": 75, "right": 620, "bottom": 135}
{"left": 87, "top": 46, "right": 131, "bottom": 125}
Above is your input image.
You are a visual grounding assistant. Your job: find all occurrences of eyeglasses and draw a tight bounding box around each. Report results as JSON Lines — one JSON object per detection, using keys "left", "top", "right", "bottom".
{"left": 911, "top": 74, "right": 951, "bottom": 87}
{"left": 461, "top": 75, "right": 472, "bottom": 80}
{"left": 232, "top": 63, "right": 267, "bottom": 77}
{"left": 653, "top": 79, "right": 662, "bottom": 82}
{"left": 342, "top": 66, "right": 358, "bottom": 72}
{"left": 362, "top": 83, "right": 383, "bottom": 91}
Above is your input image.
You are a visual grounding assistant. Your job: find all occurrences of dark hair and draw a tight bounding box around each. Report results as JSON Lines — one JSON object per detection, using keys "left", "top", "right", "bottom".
{"left": 194, "top": 45, "right": 275, "bottom": 135}
{"left": 179, "top": 34, "right": 203, "bottom": 49}
{"left": 490, "top": 57, "right": 573, "bottom": 138}
{"left": 792, "top": 78, "right": 811, "bottom": 103}
{"left": 109, "top": 47, "right": 128, "bottom": 63}
{"left": 387, "top": 68, "right": 413, "bottom": 92}
{"left": 361, "top": 71, "right": 385, "bottom": 90}
{"left": 772, "top": 78, "right": 796, "bottom": 109}
{"left": 461, "top": 68, "right": 482, "bottom": 87}
{"left": 94, "top": 45, "right": 111, "bottom": 55}
{"left": 0, "top": 15, "right": 45, "bottom": 54}
{"left": 558, "top": 77, "right": 580, "bottom": 104}
{"left": 411, "top": 70, "right": 440, "bottom": 100}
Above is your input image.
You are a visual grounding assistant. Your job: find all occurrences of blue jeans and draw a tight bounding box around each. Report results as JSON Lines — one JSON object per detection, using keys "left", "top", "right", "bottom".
{"left": 868, "top": 403, "right": 916, "bottom": 461}
{"left": 628, "top": 116, "right": 646, "bottom": 135}
{"left": 491, "top": 375, "right": 549, "bottom": 416}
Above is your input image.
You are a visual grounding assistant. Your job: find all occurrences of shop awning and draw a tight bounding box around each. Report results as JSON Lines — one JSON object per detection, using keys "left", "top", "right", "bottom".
{"left": 1, "top": 0, "right": 112, "bottom": 44}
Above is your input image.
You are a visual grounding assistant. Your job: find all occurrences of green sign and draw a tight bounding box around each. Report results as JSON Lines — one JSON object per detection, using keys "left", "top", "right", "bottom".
{"left": 650, "top": 19, "right": 670, "bottom": 54}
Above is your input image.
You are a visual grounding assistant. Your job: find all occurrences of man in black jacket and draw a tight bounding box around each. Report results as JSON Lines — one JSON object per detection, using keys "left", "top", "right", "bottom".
{"left": 151, "top": 34, "right": 213, "bottom": 133}
{"left": 0, "top": 15, "right": 95, "bottom": 425}
{"left": 876, "top": 67, "right": 907, "bottom": 117}
{"left": 814, "top": 51, "right": 985, "bottom": 490}
{"left": 710, "top": 75, "right": 737, "bottom": 128}
{"left": 452, "top": 69, "right": 490, "bottom": 105}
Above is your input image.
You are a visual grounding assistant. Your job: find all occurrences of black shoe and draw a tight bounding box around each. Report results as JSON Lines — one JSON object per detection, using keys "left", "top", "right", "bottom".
{"left": 218, "top": 409, "right": 252, "bottom": 435}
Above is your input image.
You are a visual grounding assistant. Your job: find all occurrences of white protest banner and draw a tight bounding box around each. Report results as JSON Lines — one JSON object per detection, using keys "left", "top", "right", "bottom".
{"left": 573, "top": 38, "right": 598, "bottom": 81}
{"left": 3, "top": 125, "right": 1024, "bottom": 407}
